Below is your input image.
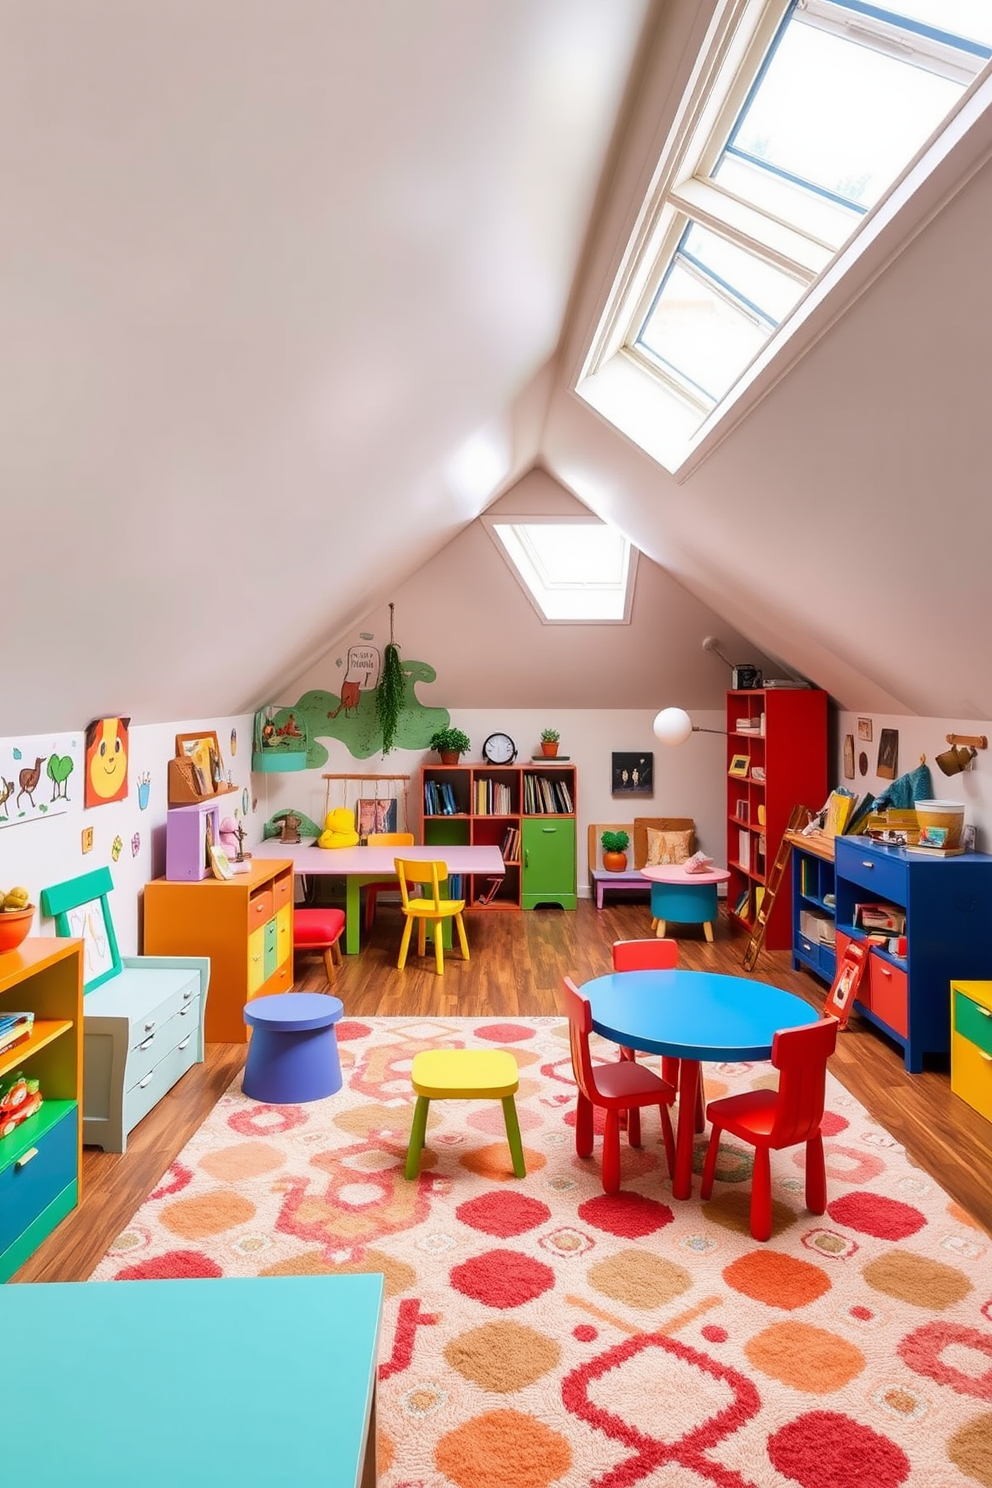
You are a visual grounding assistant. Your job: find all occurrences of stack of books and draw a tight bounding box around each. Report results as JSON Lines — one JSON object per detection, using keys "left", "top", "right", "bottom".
{"left": 0, "top": 1011, "right": 35, "bottom": 1057}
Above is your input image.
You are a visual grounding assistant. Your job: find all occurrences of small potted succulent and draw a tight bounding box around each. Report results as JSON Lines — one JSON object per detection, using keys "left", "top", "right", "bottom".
{"left": 540, "top": 728, "right": 560, "bottom": 759}
{"left": 601, "top": 829, "right": 629, "bottom": 873}
{"left": 429, "top": 726, "right": 471, "bottom": 765}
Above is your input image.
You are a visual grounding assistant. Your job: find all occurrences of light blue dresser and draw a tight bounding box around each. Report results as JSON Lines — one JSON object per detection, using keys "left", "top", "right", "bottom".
{"left": 82, "top": 956, "right": 209, "bottom": 1152}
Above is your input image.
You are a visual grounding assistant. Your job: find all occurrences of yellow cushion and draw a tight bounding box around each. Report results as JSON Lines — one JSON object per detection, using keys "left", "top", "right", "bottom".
{"left": 318, "top": 806, "right": 360, "bottom": 849}
{"left": 646, "top": 826, "right": 694, "bottom": 866}
{"left": 411, "top": 1048, "right": 519, "bottom": 1099}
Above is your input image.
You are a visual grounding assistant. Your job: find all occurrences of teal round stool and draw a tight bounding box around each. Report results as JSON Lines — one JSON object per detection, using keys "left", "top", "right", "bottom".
{"left": 641, "top": 863, "right": 730, "bottom": 943}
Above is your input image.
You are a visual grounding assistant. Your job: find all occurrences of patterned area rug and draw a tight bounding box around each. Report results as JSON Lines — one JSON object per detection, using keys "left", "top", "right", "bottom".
{"left": 91, "top": 1017, "right": 992, "bottom": 1488}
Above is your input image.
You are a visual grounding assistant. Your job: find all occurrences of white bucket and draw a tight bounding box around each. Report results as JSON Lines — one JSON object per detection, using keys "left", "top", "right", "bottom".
{"left": 915, "top": 799, "right": 965, "bottom": 849}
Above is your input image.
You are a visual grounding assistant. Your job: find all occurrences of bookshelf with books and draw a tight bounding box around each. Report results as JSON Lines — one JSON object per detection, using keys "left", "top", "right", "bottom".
{"left": 725, "top": 687, "right": 827, "bottom": 950}
{"left": 421, "top": 762, "right": 577, "bottom": 911}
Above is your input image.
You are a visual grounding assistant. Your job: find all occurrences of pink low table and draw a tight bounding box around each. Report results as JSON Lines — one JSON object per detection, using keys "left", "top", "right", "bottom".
{"left": 640, "top": 863, "right": 731, "bottom": 943}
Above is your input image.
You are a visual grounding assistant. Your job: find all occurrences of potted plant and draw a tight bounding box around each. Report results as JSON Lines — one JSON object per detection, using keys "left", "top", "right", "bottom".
{"left": 540, "top": 728, "right": 560, "bottom": 758}
{"left": 601, "top": 829, "right": 629, "bottom": 873}
{"left": 429, "top": 726, "right": 471, "bottom": 765}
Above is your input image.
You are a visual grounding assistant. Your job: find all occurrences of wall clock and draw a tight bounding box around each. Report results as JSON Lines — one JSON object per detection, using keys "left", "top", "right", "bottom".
{"left": 482, "top": 732, "right": 517, "bottom": 765}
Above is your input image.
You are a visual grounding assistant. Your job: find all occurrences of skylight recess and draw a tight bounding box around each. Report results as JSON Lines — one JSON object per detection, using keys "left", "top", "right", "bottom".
{"left": 578, "top": 0, "right": 992, "bottom": 468}
{"left": 487, "top": 521, "right": 636, "bottom": 623}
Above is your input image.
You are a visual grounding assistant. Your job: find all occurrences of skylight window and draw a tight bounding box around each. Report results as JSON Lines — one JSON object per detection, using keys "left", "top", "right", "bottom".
{"left": 486, "top": 521, "right": 636, "bottom": 622}
{"left": 578, "top": 0, "right": 992, "bottom": 466}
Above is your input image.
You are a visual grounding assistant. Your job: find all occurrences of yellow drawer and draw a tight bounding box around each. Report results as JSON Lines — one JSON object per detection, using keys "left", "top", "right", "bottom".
{"left": 951, "top": 1027, "right": 992, "bottom": 1123}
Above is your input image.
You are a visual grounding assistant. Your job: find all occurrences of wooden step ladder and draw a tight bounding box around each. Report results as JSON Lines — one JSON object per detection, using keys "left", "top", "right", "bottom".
{"left": 742, "top": 803, "right": 810, "bottom": 972}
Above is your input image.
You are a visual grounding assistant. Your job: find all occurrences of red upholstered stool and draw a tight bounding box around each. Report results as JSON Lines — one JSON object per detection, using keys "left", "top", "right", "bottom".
{"left": 293, "top": 907, "right": 345, "bottom": 983}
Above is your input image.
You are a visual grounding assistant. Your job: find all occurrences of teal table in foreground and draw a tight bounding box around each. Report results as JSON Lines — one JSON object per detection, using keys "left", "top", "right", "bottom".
{"left": 4, "top": 1273, "right": 383, "bottom": 1488}
{"left": 582, "top": 969, "right": 815, "bottom": 1199}
{"left": 252, "top": 839, "right": 504, "bottom": 954}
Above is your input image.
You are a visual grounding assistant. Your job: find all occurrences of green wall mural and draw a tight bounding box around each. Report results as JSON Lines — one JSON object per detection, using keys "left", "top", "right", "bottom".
{"left": 267, "top": 658, "right": 449, "bottom": 766}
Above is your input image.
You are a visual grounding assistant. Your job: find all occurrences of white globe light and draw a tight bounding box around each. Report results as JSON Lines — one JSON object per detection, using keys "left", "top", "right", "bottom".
{"left": 653, "top": 707, "right": 694, "bottom": 747}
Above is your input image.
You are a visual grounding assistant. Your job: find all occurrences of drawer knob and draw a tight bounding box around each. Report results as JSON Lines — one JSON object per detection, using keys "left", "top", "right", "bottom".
{"left": 183, "top": 990, "right": 193, "bottom": 1001}
{"left": 178, "top": 1034, "right": 192, "bottom": 1051}
{"left": 15, "top": 1147, "right": 39, "bottom": 1169}
{"left": 981, "top": 1051, "right": 992, "bottom": 1064}
{"left": 139, "top": 1034, "right": 155, "bottom": 1051}
{"left": 144, "top": 1021, "right": 156, "bottom": 1033}
{"left": 139, "top": 1072, "right": 154, "bottom": 1089}
{"left": 861, "top": 861, "right": 873, "bottom": 869}
{"left": 977, "top": 1006, "right": 992, "bottom": 1020}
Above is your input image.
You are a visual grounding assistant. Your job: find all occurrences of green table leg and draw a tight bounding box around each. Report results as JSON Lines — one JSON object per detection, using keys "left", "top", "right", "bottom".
{"left": 405, "top": 1095, "right": 430, "bottom": 1179}
{"left": 501, "top": 1094, "right": 526, "bottom": 1178}
{"left": 345, "top": 876, "right": 363, "bottom": 954}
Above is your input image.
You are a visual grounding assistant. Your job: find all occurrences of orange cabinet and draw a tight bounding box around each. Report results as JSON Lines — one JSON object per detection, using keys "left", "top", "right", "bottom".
{"left": 143, "top": 860, "right": 294, "bottom": 1042}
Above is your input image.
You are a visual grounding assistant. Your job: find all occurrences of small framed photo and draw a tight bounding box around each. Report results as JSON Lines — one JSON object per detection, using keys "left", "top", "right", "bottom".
{"left": 728, "top": 753, "right": 750, "bottom": 778}
{"left": 611, "top": 752, "right": 653, "bottom": 795}
{"left": 857, "top": 718, "right": 873, "bottom": 743}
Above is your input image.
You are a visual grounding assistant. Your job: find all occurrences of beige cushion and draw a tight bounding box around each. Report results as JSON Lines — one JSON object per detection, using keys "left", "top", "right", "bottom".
{"left": 633, "top": 817, "right": 694, "bottom": 869}
{"left": 645, "top": 826, "right": 694, "bottom": 866}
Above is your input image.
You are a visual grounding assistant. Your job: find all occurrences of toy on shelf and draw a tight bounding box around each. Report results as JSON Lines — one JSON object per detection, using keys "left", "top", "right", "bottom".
{"left": 0, "top": 1071, "right": 43, "bottom": 1140}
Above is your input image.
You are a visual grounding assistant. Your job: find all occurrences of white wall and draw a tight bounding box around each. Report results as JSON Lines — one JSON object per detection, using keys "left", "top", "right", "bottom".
{"left": 832, "top": 711, "right": 992, "bottom": 851}
{"left": 260, "top": 706, "right": 727, "bottom": 894}
{"left": 0, "top": 714, "right": 255, "bottom": 958}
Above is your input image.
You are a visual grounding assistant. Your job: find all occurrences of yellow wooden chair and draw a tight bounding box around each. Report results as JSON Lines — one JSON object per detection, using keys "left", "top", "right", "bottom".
{"left": 405, "top": 1048, "right": 525, "bottom": 1179}
{"left": 395, "top": 858, "right": 470, "bottom": 974}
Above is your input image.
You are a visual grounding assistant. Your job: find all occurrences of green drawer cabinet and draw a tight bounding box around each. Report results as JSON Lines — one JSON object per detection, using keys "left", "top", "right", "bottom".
{"left": 522, "top": 817, "right": 577, "bottom": 910}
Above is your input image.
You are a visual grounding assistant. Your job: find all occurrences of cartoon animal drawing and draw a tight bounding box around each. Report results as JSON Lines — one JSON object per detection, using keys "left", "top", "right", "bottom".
{"left": 16, "top": 757, "right": 45, "bottom": 810}
{"left": 327, "top": 680, "right": 361, "bottom": 719}
{"left": 0, "top": 777, "right": 13, "bottom": 818}
{"left": 276, "top": 713, "right": 302, "bottom": 738}
{"left": 84, "top": 717, "right": 130, "bottom": 807}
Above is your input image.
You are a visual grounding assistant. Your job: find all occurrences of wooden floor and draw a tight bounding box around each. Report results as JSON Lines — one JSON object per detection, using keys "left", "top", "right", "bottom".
{"left": 14, "top": 897, "right": 992, "bottom": 1282}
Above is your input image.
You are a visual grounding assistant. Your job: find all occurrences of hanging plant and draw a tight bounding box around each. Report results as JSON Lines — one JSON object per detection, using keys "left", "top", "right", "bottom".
{"left": 375, "top": 602, "right": 405, "bottom": 755}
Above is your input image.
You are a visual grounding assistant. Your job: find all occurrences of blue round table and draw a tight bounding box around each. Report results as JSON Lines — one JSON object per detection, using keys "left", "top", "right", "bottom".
{"left": 582, "top": 970, "right": 815, "bottom": 1197}
{"left": 243, "top": 992, "right": 344, "bottom": 1104}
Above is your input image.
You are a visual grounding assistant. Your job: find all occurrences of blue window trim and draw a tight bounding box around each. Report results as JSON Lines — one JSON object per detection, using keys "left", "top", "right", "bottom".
{"left": 722, "top": 144, "right": 869, "bottom": 214}
{"left": 838, "top": 1, "right": 991, "bottom": 61}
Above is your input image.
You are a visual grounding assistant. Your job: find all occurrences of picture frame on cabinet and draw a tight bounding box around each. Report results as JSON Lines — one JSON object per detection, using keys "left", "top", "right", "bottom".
{"left": 728, "top": 753, "right": 750, "bottom": 778}
{"left": 40, "top": 866, "right": 122, "bottom": 994}
{"left": 176, "top": 732, "right": 223, "bottom": 795}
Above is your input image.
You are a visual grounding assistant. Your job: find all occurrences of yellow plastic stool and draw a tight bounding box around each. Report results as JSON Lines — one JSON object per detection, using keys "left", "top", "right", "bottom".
{"left": 405, "top": 1049, "right": 526, "bottom": 1180}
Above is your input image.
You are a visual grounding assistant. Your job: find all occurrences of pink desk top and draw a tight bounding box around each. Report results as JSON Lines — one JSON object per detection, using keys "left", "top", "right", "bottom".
{"left": 640, "top": 863, "right": 730, "bottom": 885}
{"left": 252, "top": 839, "right": 504, "bottom": 876}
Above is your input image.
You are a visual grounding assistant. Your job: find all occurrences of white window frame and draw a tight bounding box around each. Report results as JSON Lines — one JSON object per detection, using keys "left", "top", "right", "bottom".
{"left": 481, "top": 515, "right": 639, "bottom": 625}
{"left": 576, "top": 0, "right": 992, "bottom": 478}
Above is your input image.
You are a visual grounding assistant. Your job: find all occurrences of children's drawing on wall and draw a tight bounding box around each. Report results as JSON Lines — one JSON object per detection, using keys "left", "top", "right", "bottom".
{"left": 0, "top": 733, "right": 81, "bottom": 828}
{"left": 328, "top": 646, "right": 381, "bottom": 720}
{"left": 81, "top": 826, "right": 94, "bottom": 854}
{"left": 137, "top": 773, "right": 151, "bottom": 810}
{"left": 876, "top": 728, "right": 899, "bottom": 781}
{"left": 111, "top": 834, "right": 124, "bottom": 861}
{"left": 356, "top": 797, "right": 399, "bottom": 838}
{"left": 230, "top": 727, "right": 238, "bottom": 757}
{"left": 84, "top": 716, "right": 130, "bottom": 807}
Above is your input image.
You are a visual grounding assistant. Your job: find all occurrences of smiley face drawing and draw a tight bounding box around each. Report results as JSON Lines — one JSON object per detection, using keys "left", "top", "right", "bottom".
{"left": 84, "top": 716, "right": 131, "bottom": 807}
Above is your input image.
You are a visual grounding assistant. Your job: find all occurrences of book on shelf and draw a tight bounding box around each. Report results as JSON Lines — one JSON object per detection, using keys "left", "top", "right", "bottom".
{"left": 853, "top": 902, "right": 906, "bottom": 933}
{"left": 823, "top": 788, "right": 856, "bottom": 836}
{"left": 501, "top": 826, "right": 520, "bottom": 861}
{"left": 0, "top": 1012, "right": 35, "bottom": 1056}
{"left": 477, "top": 876, "right": 504, "bottom": 906}
{"left": 734, "top": 887, "right": 750, "bottom": 917}
{"left": 738, "top": 827, "right": 750, "bottom": 870}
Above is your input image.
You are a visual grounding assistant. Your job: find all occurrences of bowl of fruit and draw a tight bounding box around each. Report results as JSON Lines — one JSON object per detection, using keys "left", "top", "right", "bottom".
{"left": 0, "top": 888, "right": 35, "bottom": 954}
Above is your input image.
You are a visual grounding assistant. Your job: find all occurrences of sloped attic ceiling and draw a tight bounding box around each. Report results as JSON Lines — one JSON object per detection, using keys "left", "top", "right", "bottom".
{"left": 0, "top": 0, "right": 653, "bottom": 735}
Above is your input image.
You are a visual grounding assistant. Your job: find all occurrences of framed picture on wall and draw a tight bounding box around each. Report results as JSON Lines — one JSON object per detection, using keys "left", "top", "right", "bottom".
{"left": 611, "top": 752, "right": 653, "bottom": 794}
{"left": 728, "top": 753, "right": 750, "bottom": 778}
{"left": 843, "top": 733, "right": 855, "bottom": 779}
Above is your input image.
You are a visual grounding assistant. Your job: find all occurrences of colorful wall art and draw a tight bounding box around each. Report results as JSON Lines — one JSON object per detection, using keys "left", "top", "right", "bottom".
{"left": 0, "top": 732, "right": 81, "bottom": 829}
{"left": 84, "top": 716, "right": 131, "bottom": 807}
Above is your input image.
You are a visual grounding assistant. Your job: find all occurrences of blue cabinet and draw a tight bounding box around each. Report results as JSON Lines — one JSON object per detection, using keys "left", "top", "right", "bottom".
{"left": 790, "top": 837, "right": 837, "bottom": 985}
{"left": 834, "top": 837, "right": 992, "bottom": 1073}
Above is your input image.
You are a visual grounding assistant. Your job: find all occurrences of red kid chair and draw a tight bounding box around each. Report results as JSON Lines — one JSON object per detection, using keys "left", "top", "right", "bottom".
{"left": 700, "top": 1017, "right": 838, "bottom": 1241}
{"left": 293, "top": 906, "right": 345, "bottom": 984}
{"left": 559, "top": 976, "right": 676, "bottom": 1193}
{"left": 363, "top": 832, "right": 416, "bottom": 933}
{"left": 611, "top": 939, "right": 706, "bottom": 1132}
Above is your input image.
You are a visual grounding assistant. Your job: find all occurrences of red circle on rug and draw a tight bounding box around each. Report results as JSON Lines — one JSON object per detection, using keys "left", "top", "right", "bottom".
{"left": 574, "top": 1324, "right": 597, "bottom": 1342}
{"left": 336, "top": 1020, "right": 372, "bottom": 1041}
{"left": 578, "top": 1191, "right": 674, "bottom": 1239}
{"left": 149, "top": 1161, "right": 193, "bottom": 1199}
{"left": 827, "top": 1191, "right": 926, "bottom": 1240}
{"left": 767, "top": 1410, "right": 908, "bottom": 1488}
{"left": 819, "top": 1110, "right": 849, "bottom": 1136}
{"left": 702, "top": 1325, "right": 728, "bottom": 1343}
{"left": 228, "top": 1104, "right": 309, "bottom": 1137}
{"left": 898, "top": 1320, "right": 992, "bottom": 1400}
{"left": 474, "top": 1023, "right": 536, "bottom": 1042}
{"left": 450, "top": 1248, "right": 555, "bottom": 1309}
{"left": 456, "top": 1190, "right": 551, "bottom": 1237}
{"left": 115, "top": 1250, "right": 223, "bottom": 1281}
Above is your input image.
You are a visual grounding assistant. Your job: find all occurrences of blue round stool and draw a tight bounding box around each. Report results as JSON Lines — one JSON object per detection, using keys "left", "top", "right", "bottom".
{"left": 243, "top": 993, "right": 344, "bottom": 1104}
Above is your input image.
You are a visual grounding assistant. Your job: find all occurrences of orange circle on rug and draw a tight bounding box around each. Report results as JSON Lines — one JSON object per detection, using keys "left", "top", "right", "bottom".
{"left": 198, "top": 1142, "right": 285, "bottom": 1182}
{"left": 745, "top": 1322, "right": 865, "bottom": 1392}
{"left": 160, "top": 1191, "right": 256, "bottom": 1238}
{"left": 435, "top": 1408, "right": 571, "bottom": 1488}
{"left": 587, "top": 1250, "right": 692, "bottom": 1310}
{"left": 460, "top": 1143, "right": 545, "bottom": 1180}
{"left": 863, "top": 1250, "right": 972, "bottom": 1309}
{"left": 445, "top": 1320, "right": 560, "bottom": 1391}
{"left": 948, "top": 1411, "right": 992, "bottom": 1486}
{"left": 723, "top": 1250, "right": 831, "bottom": 1310}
